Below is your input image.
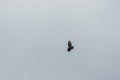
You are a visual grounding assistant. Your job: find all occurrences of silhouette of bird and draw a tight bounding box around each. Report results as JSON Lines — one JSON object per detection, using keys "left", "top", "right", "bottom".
{"left": 67, "top": 41, "right": 74, "bottom": 52}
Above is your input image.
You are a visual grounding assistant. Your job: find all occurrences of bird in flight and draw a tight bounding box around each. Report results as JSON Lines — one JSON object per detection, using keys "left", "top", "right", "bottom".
{"left": 67, "top": 41, "right": 74, "bottom": 52}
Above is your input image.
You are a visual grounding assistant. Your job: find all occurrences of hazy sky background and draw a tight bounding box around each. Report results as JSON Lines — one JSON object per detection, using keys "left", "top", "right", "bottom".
{"left": 0, "top": 0, "right": 120, "bottom": 80}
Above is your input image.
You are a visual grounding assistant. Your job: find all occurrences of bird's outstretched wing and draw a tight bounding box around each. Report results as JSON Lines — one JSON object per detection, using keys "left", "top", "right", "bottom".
{"left": 68, "top": 41, "right": 72, "bottom": 47}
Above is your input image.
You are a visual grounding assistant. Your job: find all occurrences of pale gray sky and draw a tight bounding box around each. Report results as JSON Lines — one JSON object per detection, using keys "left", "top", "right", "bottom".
{"left": 0, "top": 0, "right": 120, "bottom": 80}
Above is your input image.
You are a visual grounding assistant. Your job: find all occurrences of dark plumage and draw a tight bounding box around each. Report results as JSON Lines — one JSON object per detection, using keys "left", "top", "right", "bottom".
{"left": 67, "top": 41, "right": 74, "bottom": 52}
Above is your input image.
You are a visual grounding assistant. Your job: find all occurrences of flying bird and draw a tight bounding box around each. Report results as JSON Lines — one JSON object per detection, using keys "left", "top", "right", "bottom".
{"left": 67, "top": 41, "right": 74, "bottom": 52}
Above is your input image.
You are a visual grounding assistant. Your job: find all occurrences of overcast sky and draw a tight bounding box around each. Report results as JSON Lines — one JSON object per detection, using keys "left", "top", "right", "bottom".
{"left": 0, "top": 0, "right": 120, "bottom": 80}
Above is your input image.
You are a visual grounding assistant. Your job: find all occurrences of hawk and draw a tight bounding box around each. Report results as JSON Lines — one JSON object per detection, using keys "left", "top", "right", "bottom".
{"left": 67, "top": 41, "right": 74, "bottom": 52}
